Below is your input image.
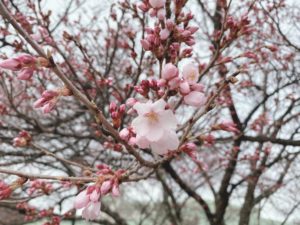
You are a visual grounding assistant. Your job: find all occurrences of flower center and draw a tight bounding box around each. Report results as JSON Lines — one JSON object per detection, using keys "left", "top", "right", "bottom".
{"left": 188, "top": 71, "right": 196, "bottom": 81}
{"left": 144, "top": 111, "right": 159, "bottom": 123}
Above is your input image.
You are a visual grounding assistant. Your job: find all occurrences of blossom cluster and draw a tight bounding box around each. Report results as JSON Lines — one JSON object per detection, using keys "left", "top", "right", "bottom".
{"left": 0, "top": 54, "right": 48, "bottom": 80}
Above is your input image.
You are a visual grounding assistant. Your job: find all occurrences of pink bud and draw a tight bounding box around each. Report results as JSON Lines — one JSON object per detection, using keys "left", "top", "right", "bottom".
{"left": 137, "top": 2, "right": 148, "bottom": 12}
{"left": 126, "top": 98, "right": 137, "bottom": 107}
{"left": 157, "top": 8, "right": 166, "bottom": 20}
{"left": 160, "top": 28, "right": 170, "bottom": 40}
{"left": 149, "top": 0, "right": 166, "bottom": 9}
{"left": 182, "top": 63, "right": 199, "bottom": 84}
{"left": 100, "top": 180, "right": 113, "bottom": 195}
{"left": 0, "top": 58, "right": 20, "bottom": 71}
{"left": 111, "top": 181, "right": 120, "bottom": 197}
{"left": 181, "top": 30, "right": 192, "bottom": 38}
{"left": 141, "top": 39, "right": 151, "bottom": 50}
{"left": 128, "top": 137, "right": 136, "bottom": 146}
{"left": 89, "top": 189, "right": 100, "bottom": 202}
{"left": 17, "top": 68, "right": 34, "bottom": 80}
{"left": 109, "top": 102, "right": 117, "bottom": 113}
{"left": 166, "top": 19, "right": 175, "bottom": 30}
{"left": 190, "top": 83, "right": 205, "bottom": 92}
{"left": 74, "top": 190, "right": 89, "bottom": 209}
{"left": 157, "top": 79, "right": 166, "bottom": 87}
{"left": 187, "top": 26, "right": 199, "bottom": 34}
{"left": 162, "top": 63, "right": 178, "bottom": 80}
{"left": 179, "top": 81, "right": 191, "bottom": 94}
{"left": 184, "top": 91, "right": 206, "bottom": 107}
{"left": 119, "top": 128, "right": 130, "bottom": 141}
{"left": 168, "top": 77, "right": 180, "bottom": 90}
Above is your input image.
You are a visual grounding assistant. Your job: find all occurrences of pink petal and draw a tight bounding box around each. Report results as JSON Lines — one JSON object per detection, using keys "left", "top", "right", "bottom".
{"left": 184, "top": 91, "right": 206, "bottom": 107}
{"left": 149, "top": 0, "right": 166, "bottom": 8}
{"left": 82, "top": 202, "right": 101, "bottom": 221}
{"left": 136, "top": 135, "right": 150, "bottom": 149}
{"left": 74, "top": 190, "right": 89, "bottom": 209}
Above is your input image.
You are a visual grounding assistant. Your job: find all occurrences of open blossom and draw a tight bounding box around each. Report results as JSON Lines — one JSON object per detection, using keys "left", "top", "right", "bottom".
{"left": 75, "top": 187, "right": 101, "bottom": 221}
{"left": 131, "top": 99, "right": 179, "bottom": 155}
{"left": 182, "top": 63, "right": 199, "bottom": 84}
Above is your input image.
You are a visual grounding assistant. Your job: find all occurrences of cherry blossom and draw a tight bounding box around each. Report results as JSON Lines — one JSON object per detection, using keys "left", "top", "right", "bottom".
{"left": 131, "top": 99, "right": 179, "bottom": 154}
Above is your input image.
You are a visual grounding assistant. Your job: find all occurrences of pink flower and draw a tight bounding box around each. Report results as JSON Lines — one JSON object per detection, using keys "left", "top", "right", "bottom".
{"left": 182, "top": 63, "right": 199, "bottom": 84}
{"left": 184, "top": 91, "right": 206, "bottom": 107}
{"left": 132, "top": 99, "right": 179, "bottom": 154}
{"left": 82, "top": 202, "right": 101, "bottom": 221}
{"left": 75, "top": 187, "right": 101, "bottom": 221}
{"left": 162, "top": 63, "right": 178, "bottom": 80}
{"left": 149, "top": 0, "right": 166, "bottom": 9}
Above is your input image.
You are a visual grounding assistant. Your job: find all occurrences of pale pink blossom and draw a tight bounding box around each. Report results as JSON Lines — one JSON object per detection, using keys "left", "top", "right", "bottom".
{"left": 184, "top": 91, "right": 206, "bottom": 107}
{"left": 82, "top": 202, "right": 101, "bottom": 221}
{"left": 132, "top": 99, "right": 179, "bottom": 154}
{"left": 179, "top": 81, "right": 191, "bottom": 94}
{"left": 149, "top": 0, "right": 166, "bottom": 9}
{"left": 119, "top": 128, "right": 130, "bottom": 141}
{"left": 75, "top": 187, "right": 101, "bottom": 221}
{"left": 182, "top": 63, "right": 199, "bottom": 84}
{"left": 157, "top": 8, "right": 166, "bottom": 20}
{"left": 162, "top": 63, "right": 178, "bottom": 80}
{"left": 160, "top": 28, "right": 170, "bottom": 40}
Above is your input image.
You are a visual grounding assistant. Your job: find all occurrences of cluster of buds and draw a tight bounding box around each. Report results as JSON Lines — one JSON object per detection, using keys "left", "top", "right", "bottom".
{"left": 103, "top": 141, "right": 123, "bottom": 152}
{"left": 119, "top": 127, "right": 137, "bottom": 145}
{"left": 0, "top": 177, "right": 27, "bottom": 200}
{"left": 30, "top": 27, "right": 53, "bottom": 45}
{"left": 34, "top": 87, "right": 72, "bottom": 113}
{"left": 138, "top": 0, "right": 166, "bottom": 20}
{"left": 139, "top": 0, "right": 198, "bottom": 60}
{"left": 43, "top": 216, "right": 61, "bottom": 225}
{"left": 109, "top": 102, "right": 126, "bottom": 128}
{"left": 16, "top": 202, "right": 37, "bottom": 221}
{"left": 159, "top": 63, "right": 207, "bottom": 107}
{"left": 74, "top": 165, "right": 123, "bottom": 221}
{"left": 0, "top": 54, "right": 49, "bottom": 80}
{"left": 180, "top": 142, "right": 198, "bottom": 161}
{"left": 212, "top": 121, "right": 240, "bottom": 134}
{"left": 28, "top": 180, "right": 53, "bottom": 195}
{"left": 13, "top": 130, "right": 32, "bottom": 147}
{"left": 250, "top": 113, "right": 269, "bottom": 131}
{"left": 134, "top": 79, "right": 161, "bottom": 97}
{"left": 218, "top": 15, "right": 252, "bottom": 48}
{"left": 198, "top": 134, "right": 215, "bottom": 147}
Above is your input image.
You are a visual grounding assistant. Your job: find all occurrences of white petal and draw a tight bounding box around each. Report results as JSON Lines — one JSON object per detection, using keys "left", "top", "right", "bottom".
{"left": 132, "top": 116, "right": 150, "bottom": 137}
{"left": 150, "top": 130, "right": 179, "bottom": 155}
{"left": 136, "top": 135, "right": 150, "bottom": 149}
{"left": 146, "top": 123, "right": 164, "bottom": 142}
{"left": 152, "top": 99, "right": 166, "bottom": 112}
{"left": 133, "top": 102, "right": 152, "bottom": 115}
{"left": 158, "top": 110, "right": 177, "bottom": 130}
